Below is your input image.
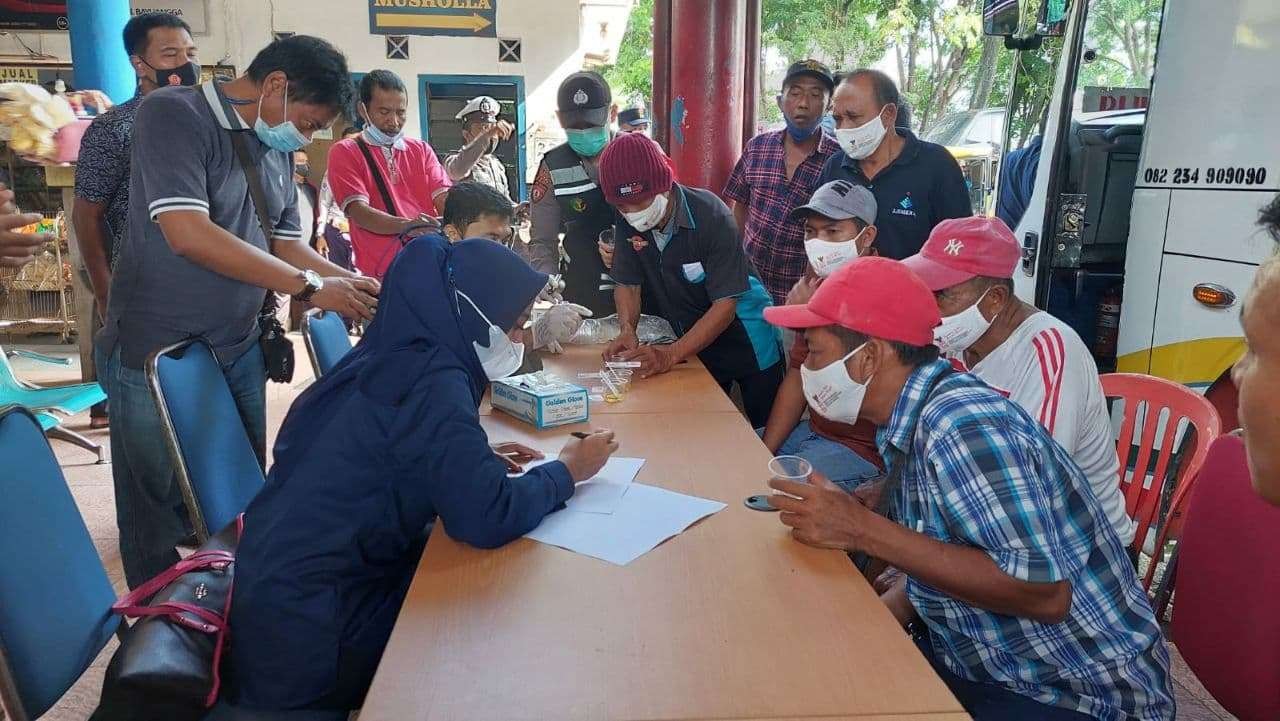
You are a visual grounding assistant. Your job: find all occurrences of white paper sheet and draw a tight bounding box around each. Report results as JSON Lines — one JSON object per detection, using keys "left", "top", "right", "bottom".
{"left": 524, "top": 483, "right": 726, "bottom": 566}
{"left": 565, "top": 480, "right": 631, "bottom": 514}
{"left": 564, "top": 457, "right": 645, "bottom": 514}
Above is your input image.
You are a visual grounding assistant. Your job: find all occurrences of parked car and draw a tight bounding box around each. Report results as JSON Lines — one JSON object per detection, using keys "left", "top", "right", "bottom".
{"left": 924, "top": 107, "right": 1007, "bottom": 153}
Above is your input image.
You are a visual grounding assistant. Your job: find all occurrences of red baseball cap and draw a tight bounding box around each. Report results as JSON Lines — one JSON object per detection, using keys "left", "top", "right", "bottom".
{"left": 901, "top": 216, "right": 1020, "bottom": 291}
{"left": 763, "top": 257, "right": 940, "bottom": 346}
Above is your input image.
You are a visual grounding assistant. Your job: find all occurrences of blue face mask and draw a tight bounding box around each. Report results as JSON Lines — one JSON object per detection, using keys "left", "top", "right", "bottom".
{"left": 784, "top": 116, "right": 821, "bottom": 142}
{"left": 565, "top": 126, "right": 610, "bottom": 157}
{"left": 363, "top": 121, "right": 404, "bottom": 148}
{"left": 254, "top": 81, "right": 309, "bottom": 153}
{"left": 360, "top": 102, "right": 405, "bottom": 147}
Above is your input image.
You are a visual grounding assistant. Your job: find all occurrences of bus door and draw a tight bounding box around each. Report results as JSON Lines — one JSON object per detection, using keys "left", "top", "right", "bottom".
{"left": 989, "top": 0, "right": 1164, "bottom": 372}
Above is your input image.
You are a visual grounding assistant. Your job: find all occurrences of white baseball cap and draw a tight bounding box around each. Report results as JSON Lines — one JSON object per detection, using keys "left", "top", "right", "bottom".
{"left": 456, "top": 95, "right": 500, "bottom": 121}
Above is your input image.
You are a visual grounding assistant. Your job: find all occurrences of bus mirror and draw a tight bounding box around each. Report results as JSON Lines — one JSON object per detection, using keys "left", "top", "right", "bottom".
{"left": 982, "top": 0, "right": 1020, "bottom": 37}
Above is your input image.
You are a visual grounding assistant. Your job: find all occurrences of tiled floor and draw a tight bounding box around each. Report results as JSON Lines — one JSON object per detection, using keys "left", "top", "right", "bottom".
{"left": 4, "top": 338, "right": 1238, "bottom": 721}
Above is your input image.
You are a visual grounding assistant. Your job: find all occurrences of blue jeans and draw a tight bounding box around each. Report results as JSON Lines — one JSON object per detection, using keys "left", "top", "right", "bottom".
{"left": 913, "top": 635, "right": 1094, "bottom": 720}
{"left": 763, "top": 420, "right": 880, "bottom": 492}
{"left": 97, "top": 343, "right": 266, "bottom": 589}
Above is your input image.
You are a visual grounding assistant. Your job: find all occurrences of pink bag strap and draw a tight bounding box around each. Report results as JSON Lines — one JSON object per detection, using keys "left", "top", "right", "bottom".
{"left": 117, "top": 601, "right": 227, "bottom": 634}
{"left": 111, "top": 549, "right": 234, "bottom": 614}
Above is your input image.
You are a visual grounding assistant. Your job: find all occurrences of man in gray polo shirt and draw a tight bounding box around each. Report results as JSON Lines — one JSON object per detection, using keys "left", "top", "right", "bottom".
{"left": 97, "top": 35, "right": 380, "bottom": 588}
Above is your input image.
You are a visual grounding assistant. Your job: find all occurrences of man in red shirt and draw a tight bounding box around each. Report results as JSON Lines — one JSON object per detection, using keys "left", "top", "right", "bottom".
{"left": 327, "top": 69, "right": 451, "bottom": 279}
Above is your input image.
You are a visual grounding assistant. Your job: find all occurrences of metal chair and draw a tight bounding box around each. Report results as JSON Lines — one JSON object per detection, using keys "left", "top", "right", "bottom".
{"left": 1170, "top": 434, "right": 1280, "bottom": 721}
{"left": 1100, "top": 373, "right": 1221, "bottom": 589}
{"left": 300, "top": 308, "right": 352, "bottom": 378}
{"left": 0, "top": 346, "right": 105, "bottom": 462}
{"left": 147, "top": 339, "right": 265, "bottom": 544}
{"left": 0, "top": 405, "right": 121, "bottom": 721}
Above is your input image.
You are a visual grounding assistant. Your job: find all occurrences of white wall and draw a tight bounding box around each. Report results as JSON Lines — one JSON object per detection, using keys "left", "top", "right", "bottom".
{"left": 0, "top": 0, "right": 633, "bottom": 181}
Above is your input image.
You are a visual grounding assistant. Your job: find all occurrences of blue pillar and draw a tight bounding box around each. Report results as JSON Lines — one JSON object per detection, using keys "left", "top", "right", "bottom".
{"left": 67, "top": 0, "right": 135, "bottom": 104}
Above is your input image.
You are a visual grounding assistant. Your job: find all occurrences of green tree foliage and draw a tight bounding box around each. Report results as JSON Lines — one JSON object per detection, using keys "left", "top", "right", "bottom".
{"left": 882, "top": 0, "right": 985, "bottom": 133}
{"left": 762, "top": 0, "right": 888, "bottom": 68}
{"left": 601, "top": 0, "right": 654, "bottom": 104}
{"left": 1078, "top": 0, "right": 1163, "bottom": 87}
{"left": 757, "top": 0, "right": 892, "bottom": 123}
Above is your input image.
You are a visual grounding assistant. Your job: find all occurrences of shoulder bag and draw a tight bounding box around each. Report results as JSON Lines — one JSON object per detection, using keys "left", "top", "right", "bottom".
{"left": 229, "top": 131, "right": 295, "bottom": 383}
{"left": 355, "top": 136, "right": 400, "bottom": 217}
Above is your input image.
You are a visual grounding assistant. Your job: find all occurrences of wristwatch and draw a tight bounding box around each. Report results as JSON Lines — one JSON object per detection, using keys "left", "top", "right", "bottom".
{"left": 294, "top": 269, "right": 324, "bottom": 302}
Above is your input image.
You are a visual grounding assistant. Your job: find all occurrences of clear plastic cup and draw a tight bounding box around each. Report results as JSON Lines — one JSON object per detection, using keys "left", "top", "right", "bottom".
{"left": 768, "top": 455, "right": 812, "bottom": 499}
{"left": 601, "top": 368, "right": 631, "bottom": 403}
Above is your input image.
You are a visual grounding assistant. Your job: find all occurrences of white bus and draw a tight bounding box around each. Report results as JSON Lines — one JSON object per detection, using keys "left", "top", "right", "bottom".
{"left": 986, "top": 0, "right": 1278, "bottom": 418}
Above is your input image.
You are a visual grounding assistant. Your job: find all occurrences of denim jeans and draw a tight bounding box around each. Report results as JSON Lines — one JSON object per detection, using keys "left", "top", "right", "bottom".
{"left": 766, "top": 420, "right": 881, "bottom": 492}
{"left": 97, "top": 342, "right": 266, "bottom": 589}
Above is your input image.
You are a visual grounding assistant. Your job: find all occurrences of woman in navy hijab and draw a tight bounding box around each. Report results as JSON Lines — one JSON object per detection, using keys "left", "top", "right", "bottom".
{"left": 215, "top": 236, "right": 618, "bottom": 717}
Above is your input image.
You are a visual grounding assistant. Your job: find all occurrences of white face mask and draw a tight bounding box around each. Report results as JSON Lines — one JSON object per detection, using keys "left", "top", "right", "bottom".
{"left": 934, "top": 288, "right": 997, "bottom": 355}
{"left": 622, "top": 193, "right": 669, "bottom": 232}
{"left": 799, "top": 343, "right": 870, "bottom": 424}
{"left": 835, "top": 106, "right": 890, "bottom": 160}
{"left": 804, "top": 227, "right": 870, "bottom": 278}
{"left": 457, "top": 290, "right": 525, "bottom": 380}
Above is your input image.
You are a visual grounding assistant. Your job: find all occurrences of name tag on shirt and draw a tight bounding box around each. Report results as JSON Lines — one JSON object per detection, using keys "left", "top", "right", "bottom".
{"left": 681, "top": 262, "right": 706, "bottom": 283}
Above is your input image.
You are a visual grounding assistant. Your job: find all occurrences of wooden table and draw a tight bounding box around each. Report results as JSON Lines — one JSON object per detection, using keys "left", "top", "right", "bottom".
{"left": 362, "top": 354, "right": 967, "bottom": 721}
{"left": 480, "top": 344, "right": 741, "bottom": 416}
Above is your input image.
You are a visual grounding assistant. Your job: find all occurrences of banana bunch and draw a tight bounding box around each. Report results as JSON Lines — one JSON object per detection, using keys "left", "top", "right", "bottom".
{"left": 0, "top": 83, "right": 76, "bottom": 161}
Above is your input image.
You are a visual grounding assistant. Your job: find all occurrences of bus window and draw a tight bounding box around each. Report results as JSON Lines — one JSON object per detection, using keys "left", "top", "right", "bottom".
{"left": 995, "top": 36, "right": 1063, "bottom": 232}
{"left": 1073, "top": 0, "right": 1162, "bottom": 108}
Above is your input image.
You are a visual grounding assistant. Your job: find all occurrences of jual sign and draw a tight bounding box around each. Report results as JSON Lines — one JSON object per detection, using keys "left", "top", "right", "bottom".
{"left": 368, "top": 0, "right": 497, "bottom": 38}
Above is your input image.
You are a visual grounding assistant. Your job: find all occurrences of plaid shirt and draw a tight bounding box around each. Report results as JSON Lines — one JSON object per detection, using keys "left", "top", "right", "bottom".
{"left": 724, "top": 130, "right": 838, "bottom": 305}
{"left": 880, "top": 360, "right": 1175, "bottom": 721}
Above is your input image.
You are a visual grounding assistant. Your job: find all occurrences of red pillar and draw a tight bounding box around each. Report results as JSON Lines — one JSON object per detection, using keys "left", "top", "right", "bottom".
{"left": 743, "top": 0, "right": 761, "bottom": 148}
{"left": 665, "top": 0, "right": 746, "bottom": 197}
{"left": 652, "top": 0, "right": 672, "bottom": 152}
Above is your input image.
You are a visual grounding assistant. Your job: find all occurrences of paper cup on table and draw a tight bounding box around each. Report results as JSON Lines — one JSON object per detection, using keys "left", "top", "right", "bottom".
{"left": 768, "top": 455, "right": 812, "bottom": 500}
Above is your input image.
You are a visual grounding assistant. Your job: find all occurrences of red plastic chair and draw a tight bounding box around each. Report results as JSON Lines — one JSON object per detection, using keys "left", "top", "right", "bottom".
{"left": 1100, "top": 373, "right": 1221, "bottom": 588}
{"left": 1171, "top": 434, "right": 1280, "bottom": 721}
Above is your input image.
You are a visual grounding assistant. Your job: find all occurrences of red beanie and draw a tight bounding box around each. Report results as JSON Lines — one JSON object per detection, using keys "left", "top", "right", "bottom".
{"left": 598, "top": 132, "right": 674, "bottom": 205}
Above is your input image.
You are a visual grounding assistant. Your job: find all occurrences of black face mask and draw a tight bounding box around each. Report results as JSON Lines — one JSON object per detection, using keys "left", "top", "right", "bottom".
{"left": 142, "top": 60, "right": 200, "bottom": 89}
{"left": 295, "top": 164, "right": 312, "bottom": 180}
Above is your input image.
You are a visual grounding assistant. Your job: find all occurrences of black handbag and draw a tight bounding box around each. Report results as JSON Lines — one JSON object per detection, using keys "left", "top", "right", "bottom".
{"left": 257, "top": 298, "right": 296, "bottom": 384}
{"left": 91, "top": 516, "right": 244, "bottom": 721}
{"left": 229, "top": 130, "right": 296, "bottom": 383}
